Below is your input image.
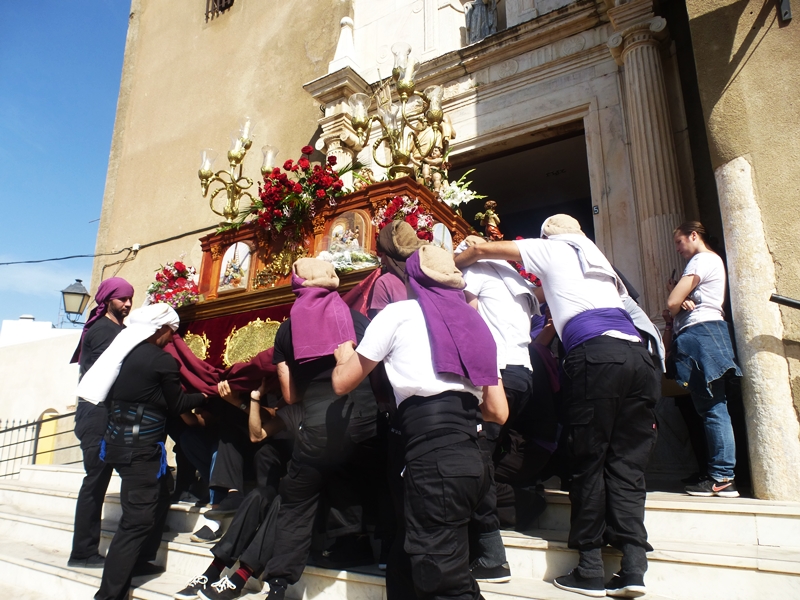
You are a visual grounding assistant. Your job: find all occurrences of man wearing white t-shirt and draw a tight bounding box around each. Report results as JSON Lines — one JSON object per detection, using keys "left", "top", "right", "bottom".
{"left": 455, "top": 215, "right": 659, "bottom": 599}
{"left": 459, "top": 237, "right": 548, "bottom": 537}
{"left": 332, "top": 245, "right": 508, "bottom": 600}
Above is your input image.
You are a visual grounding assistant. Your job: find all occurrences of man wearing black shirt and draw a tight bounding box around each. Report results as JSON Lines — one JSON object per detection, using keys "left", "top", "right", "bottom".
{"left": 81, "top": 304, "right": 208, "bottom": 600}
{"left": 69, "top": 277, "right": 133, "bottom": 568}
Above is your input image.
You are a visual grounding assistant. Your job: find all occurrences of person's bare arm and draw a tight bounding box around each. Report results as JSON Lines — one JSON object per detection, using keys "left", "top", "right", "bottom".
{"left": 276, "top": 361, "right": 299, "bottom": 404}
{"left": 332, "top": 341, "right": 380, "bottom": 396}
{"left": 667, "top": 274, "right": 700, "bottom": 317}
{"left": 454, "top": 241, "right": 522, "bottom": 269}
{"left": 248, "top": 379, "right": 287, "bottom": 442}
{"left": 217, "top": 380, "right": 245, "bottom": 410}
{"left": 481, "top": 379, "right": 508, "bottom": 425}
{"left": 464, "top": 290, "right": 480, "bottom": 310}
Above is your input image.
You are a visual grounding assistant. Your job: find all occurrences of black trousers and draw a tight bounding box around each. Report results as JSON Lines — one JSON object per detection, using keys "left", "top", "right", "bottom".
{"left": 387, "top": 440, "right": 489, "bottom": 600}
{"left": 561, "top": 338, "right": 659, "bottom": 552}
{"left": 265, "top": 439, "right": 375, "bottom": 584}
{"left": 72, "top": 401, "right": 114, "bottom": 560}
{"left": 210, "top": 424, "right": 292, "bottom": 492}
{"left": 212, "top": 486, "right": 281, "bottom": 576}
{"left": 494, "top": 432, "right": 552, "bottom": 529}
{"left": 96, "top": 446, "right": 172, "bottom": 600}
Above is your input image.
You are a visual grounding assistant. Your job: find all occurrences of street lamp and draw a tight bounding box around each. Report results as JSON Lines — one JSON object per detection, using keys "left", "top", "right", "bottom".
{"left": 61, "top": 279, "right": 91, "bottom": 325}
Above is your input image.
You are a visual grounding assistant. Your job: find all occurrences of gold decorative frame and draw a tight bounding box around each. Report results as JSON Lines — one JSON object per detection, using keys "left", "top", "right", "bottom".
{"left": 183, "top": 332, "right": 211, "bottom": 360}
{"left": 253, "top": 245, "right": 308, "bottom": 289}
{"left": 222, "top": 318, "right": 283, "bottom": 367}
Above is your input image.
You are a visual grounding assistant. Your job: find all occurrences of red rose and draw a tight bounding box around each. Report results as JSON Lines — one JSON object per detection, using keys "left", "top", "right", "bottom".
{"left": 316, "top": 189, "right": 327, "bottom": 200}
{"left": 283, "top": 159, "right": 294, "bottom": 171}
{"left": 293, "top": 182, "right": 303, "bottom": 194}
{"left": 384, "top": 205, "right": 397, "bottom": 219}
{"left": 298, "top": 157, "right": 310, "bottom": 170}
{"left": 327, "top": 155, "right": 337, "bottom": 166}
{"left": 332, "top": 181, "right": 343, "bottom": 191}
{"left": 301, "top": 145, "right": 314, "bottom": 155}
{"left": 273, "top": 208, "right": 283, "bottom": 217}
{"left": 174, "top": 261, "right": 186, "bottom": 272}
{"left": 405, "top": 213, "right": 418, "bottom": 228}
{"left": 176, "top": 277, "right": 187, "bottom": 287}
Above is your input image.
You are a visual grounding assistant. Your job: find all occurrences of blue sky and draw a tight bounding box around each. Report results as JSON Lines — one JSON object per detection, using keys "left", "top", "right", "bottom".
{"left": 0, "top": 1, "right": 130, "bottom": 327}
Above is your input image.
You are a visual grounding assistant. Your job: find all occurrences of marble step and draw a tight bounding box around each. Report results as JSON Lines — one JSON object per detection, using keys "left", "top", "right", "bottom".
{"left": 0, "top": 481, "right": 209, "bottom": 534}
{"left": 1, "top": 502, "right": 799, "bottom": 600}
{"left": 0, "top": 537, "right": 681, "bottom": 600}
{"left": 18, "top": 464, "right": 121, "bottom": 493}
{"left": 7, "top": 472, "right": 800, "bottom": 552}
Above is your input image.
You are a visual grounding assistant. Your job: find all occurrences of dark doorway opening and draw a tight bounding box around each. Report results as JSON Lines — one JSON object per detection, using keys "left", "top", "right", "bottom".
{"left": 450, "top": 132, "right": 593, "bottom": 241}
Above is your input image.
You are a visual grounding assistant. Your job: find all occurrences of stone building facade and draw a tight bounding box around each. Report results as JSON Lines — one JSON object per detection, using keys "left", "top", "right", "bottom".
{"left": 91, "top": 0, "right": 800, "bottom": 499}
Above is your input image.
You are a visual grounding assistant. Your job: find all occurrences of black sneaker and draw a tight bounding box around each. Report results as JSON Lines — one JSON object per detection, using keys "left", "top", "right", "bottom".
{"left": 605, "top": 572, "right": 646, "bottom": 598}
{"left": 685, "top": 477, "right": 740, "bottom": 498}
{"left": 198, "top": 576, "right": 243, "bottom": 600}
{"left": 205, "top": 491, "right": 244, "bottom": 518}
{"left": 553, "top": 570, "right": 606, "bottom": 597}
{"left": 191, "top": 525, "right": 222, "bottom": 543}
{"left": 681, "top": 471, "right": 706, "bottom": 485}
{"left": 67, "top": 553, "right": 105, "bottom": 568}
{"left": 265, "top": 578, "right": 288, "bottom": 600}
{"left": 471, "top": 562, "right": 512, "bottom": 583}
{"left": 174, "top": 575, "right": 211, "bottom": 600}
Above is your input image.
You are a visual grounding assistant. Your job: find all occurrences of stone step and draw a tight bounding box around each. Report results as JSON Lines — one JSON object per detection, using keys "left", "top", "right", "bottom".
{"left": 2, "top": 500, "right": 799, "bottom": 600}
{"left": 18, "top": 464, "right": 121, "bottom": 494}
{"left": 0, "top": 537, "right": 681, "bottom": 600}
{"left": 0, "top": 481, "right": 209, "bottom": 534}
{"left": 538, "top": 490, "right": 800, "bottom": 548}
{"left": 7, "top": 471, "right": 800, "bottom": 552}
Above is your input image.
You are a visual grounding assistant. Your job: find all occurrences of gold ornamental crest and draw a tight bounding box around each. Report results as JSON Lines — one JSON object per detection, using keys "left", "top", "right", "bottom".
{"left": 222, "top": 318, "right": 282, "bottom": 368}
{"left": 183, "top": 332, "right": 211, "bottom": 361}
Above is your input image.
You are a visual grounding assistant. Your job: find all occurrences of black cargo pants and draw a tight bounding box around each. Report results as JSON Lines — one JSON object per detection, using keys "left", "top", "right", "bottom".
{"left": 561, "top": 337, "right": 659, "bottom": 553}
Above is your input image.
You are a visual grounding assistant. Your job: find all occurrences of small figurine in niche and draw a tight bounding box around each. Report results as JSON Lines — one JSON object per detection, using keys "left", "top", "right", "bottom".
{"left": 354, "top": 167, "right": 377, "bottom": 191}
{"left": 475, "top": 200, "right": 503, "bottom": 240}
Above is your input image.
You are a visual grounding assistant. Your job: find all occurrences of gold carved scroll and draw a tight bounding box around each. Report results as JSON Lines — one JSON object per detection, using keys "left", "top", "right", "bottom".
{"left": 222, "top": 318, "right": 282, "bottom": 368}
{"left": 183, "top": 332, "right": 211, "bottom": 361}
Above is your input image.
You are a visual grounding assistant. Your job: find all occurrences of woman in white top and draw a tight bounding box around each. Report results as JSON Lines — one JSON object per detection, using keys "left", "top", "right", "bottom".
{"left": 667, "top": 221, "right": 742, "bottom": 498}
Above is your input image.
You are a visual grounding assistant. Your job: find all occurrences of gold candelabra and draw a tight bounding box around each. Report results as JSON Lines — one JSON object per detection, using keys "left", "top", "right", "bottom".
{"left": 348, "top": 43, "right": 447, "bottom": 179}
{"left": 198, "top": 117, "right": 280, "bottom": 224}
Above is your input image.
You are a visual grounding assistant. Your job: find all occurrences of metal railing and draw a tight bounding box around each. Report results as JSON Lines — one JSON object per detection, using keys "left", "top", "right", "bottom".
{"left": 0, "top": 412, "right": 81, "bottom": 479}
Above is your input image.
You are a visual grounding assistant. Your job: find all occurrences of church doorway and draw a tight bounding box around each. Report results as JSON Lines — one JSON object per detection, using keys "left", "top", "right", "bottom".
{"left": 450, "top": 131, "right": 593, "bottom": 242}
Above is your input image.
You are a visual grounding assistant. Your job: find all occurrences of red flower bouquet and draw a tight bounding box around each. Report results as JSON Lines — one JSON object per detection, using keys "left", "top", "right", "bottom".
{"left": 146, "top": 260, "right": 200, "bottom": 308}
{"left": 372, "top": 195, "right": 434, "bottom": 241}
{"left": 245, "top": 147, "right": 347, "bottom": 245}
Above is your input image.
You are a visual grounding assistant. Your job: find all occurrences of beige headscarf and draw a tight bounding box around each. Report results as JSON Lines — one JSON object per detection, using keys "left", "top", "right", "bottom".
{"left": 292, "top": 257, "right": 339, "bottom": 290}
{"left": 540, "top": 214, "right": 583, "bottom": 238}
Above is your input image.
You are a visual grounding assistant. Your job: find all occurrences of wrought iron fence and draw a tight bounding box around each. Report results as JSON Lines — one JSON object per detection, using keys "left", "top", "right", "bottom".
{"left": 0, "top": 412, "right": 80, "bottom": 479}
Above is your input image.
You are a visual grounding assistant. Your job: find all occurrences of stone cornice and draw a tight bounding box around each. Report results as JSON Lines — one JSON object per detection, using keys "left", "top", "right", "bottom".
{"left": 412, "top": 0, "right": 607, "bottom": 87}
{"left": 303, "top": 66, "right": 372, "bottom": 105}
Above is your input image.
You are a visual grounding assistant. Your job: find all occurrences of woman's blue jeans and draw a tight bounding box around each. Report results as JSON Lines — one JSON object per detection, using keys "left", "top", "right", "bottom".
{"left": 690, "top": 378, "right": 736, "bottom": 481}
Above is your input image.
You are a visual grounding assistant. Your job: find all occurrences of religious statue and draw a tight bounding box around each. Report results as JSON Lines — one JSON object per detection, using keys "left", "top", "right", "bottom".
{"left": 465, "top": 0, "right": 498, "bottom": 45}
{"left": 354, "top": 167, "right": 377, "bottom": 190}
{"left": 475, "top": 200, "right": 503, "bottom": 240}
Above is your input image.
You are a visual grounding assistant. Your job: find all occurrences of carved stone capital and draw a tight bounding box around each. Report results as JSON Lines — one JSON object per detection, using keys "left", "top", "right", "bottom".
{"left": 608, "top": 17, "right": 668, "bottom": 66}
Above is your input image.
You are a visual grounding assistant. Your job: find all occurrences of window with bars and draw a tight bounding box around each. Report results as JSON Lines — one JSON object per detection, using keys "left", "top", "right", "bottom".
{"left": 206, "top": 0, "right": 234, "bottom": 21}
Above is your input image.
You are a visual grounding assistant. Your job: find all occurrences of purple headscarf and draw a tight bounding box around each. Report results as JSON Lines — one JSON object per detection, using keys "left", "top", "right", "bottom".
{"left": 289, "top": 273, "right": 356, "bottom": 363}
{"left": 405, "top": 251, "right": 497, "bottom": 387}
{"left": 70, "top": 277, "right": 135, "bottom": 363}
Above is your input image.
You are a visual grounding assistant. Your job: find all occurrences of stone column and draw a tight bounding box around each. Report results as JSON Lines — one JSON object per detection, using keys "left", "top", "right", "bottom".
{"left": 608, "top": 1, "right": 684, "bottom": 319}
{"left": 716, "top": 157, "right": 800, "bottom": 500}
